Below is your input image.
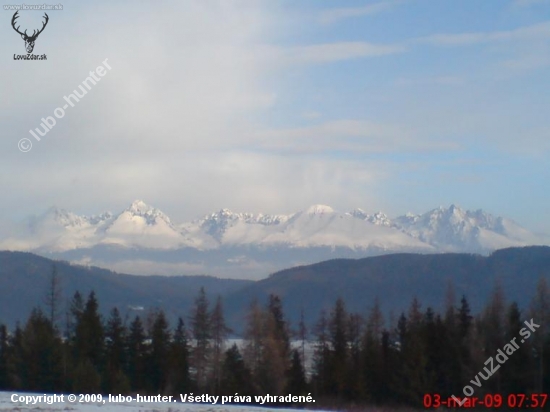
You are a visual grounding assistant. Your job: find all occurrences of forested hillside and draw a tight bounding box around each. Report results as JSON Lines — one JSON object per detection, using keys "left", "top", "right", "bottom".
{"left": 0, "top": 251, "right": 251, "bottom": 328}
{"left": 1, "top": 279, "right": 549, "bottom": 410}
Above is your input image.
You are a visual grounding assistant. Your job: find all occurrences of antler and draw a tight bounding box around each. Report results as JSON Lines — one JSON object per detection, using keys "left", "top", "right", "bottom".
{"left": 11, "top": 11, "right": 27, "bottom": 37}
{"left": 29, "top": 13, "right": 49, "bottom": 39}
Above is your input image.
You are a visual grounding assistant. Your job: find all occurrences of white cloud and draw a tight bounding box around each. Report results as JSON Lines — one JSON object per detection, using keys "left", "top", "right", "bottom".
{"left": 499, "top": 44, "right": 550, "bottom": 71}
{"left": 255, "top": 120, "right": 459, "bottom": 154}
{"left": 262, "top": 20, "right": 550, "bottom": 71}
{"left": 317, "top": 1, "right": 402, "bottom": 25}
{"left": 1, "top": 1, "right": 276, "bottom": 150}
{"left": 2, "top": 0, "right": 549, "bottom": 237}
{"left": 301, "top": 111, "right": 322, "bottom": 120}
{"left": 395, "top": 76, "right": 464, "bottom": 86}
{"left": 414, "top": 21, "right": 550, "bottom": 46}
{"left": 0, "top": 149, "right": 393, "bottom": 224}
{"left": 282, "top": 42, "right": 406, "bottom": 65}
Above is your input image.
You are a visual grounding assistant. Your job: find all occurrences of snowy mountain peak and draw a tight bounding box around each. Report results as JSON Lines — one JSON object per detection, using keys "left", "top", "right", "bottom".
{"left": 348, "top": 209, "right": 391, "bottom": 226}
{"left": 388, "top": 204, "right": 547, "bottom": 252}
{"left": 2, "top": 202, "right": 548, "bottom": 268}
{"left": 88, "top": 211, "right": 113, "bottom": 225}
{"left": 349, "top": 208, "right": 368, "bottom": 219}
{"left": 126, "top": 200, "right": 155, "bottom": 214}
{"left": 119, "top": 200, "right": 172, "bottom": 227}
{"left": 305, "top": 204, "right": 335, "bottom": 215}
{"left": 366, "top": 211, "right": 392, "bottom": 226}
{"left": 447, "top": 204, "right": 465, "bottom": 217}
{"left": 40, "top": 206, "right": 88, "bottom": 228}
{"left": 212, "top": 208, "right": 237, "bottom": 219}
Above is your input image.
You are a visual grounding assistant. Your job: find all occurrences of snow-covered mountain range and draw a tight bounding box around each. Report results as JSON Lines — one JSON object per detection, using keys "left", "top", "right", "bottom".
{"left": 1, "top": 200, "right": 547, "bottom": 278}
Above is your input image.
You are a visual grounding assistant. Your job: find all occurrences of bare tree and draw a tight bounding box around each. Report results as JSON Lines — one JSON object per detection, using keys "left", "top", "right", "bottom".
{"left": 243, "top": 299, "right": 264, "bottom": 374}
{"left": 210, "top": 295, "right": 231, "bottom": 391}
{"left": 44, "top": 264, "right": 62, "bottom": 330}
{"left": 190, "top": 287, "right": 211, "bottom": 390}
{"left": 298, "top": 308, "right": 307, "bottom": 363}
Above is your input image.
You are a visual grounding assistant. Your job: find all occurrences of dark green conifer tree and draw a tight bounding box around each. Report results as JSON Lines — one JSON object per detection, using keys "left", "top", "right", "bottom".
{"left": 103, "top": 307, "right": 130, "bottom": 393}
{"left": 147, "top": 309, "right": 171, "bottom": 392}
{"left": 0, "top": 324, "right": 8, "bottom": 389}
{"left": 221, "top": 344, "right": 254, "bottom": 396}
{"left": 167, "top": 317, "right": 191, "bottom": 394}
{"left": 286, "top": 348, "right": 308, "bottom": 396}
{"left": 126, "top": 315, "right": 146, "bottom": 391}
{"left": 20, "top": 308, "right": 63, "bottom": 392}
{"left": 501, "top": 302, "right": 532, "bottom": 394}
{"left": 328, "top": 298, "right": 349, "bottom": 398}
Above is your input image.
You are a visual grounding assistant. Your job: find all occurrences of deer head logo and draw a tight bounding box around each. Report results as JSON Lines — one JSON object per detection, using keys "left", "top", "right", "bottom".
{"left": 11, "top": 11, "right": 49, "bottom": 54}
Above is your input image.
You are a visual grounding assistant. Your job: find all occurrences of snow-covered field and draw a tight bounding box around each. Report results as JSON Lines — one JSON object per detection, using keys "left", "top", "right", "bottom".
{"left": 0, "top": 392, "right": 323, "bottom": 412}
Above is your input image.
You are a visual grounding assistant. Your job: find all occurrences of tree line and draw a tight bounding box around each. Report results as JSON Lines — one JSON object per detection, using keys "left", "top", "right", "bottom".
{"left": 0, "top": 267, "right": 308, "bottom": 404}
{"left": 1, "top": 265, "right": 550, "bottom": 409}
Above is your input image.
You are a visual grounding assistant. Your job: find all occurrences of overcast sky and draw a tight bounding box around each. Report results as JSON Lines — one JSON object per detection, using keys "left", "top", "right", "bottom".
{"left": 2, "top": 0, "right": 550, "bottom": 233}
